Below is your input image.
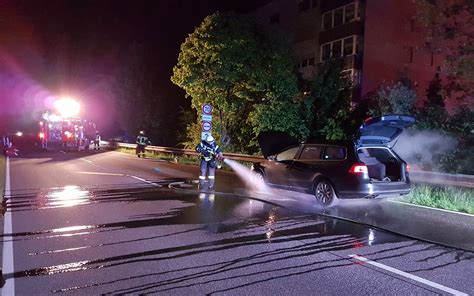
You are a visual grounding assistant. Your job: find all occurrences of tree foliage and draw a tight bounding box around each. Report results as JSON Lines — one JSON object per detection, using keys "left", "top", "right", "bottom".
{"left": 172, "top": 13, "right": 303, "bottom": 152}
{"left": 369, "top": 82, "right": 417, "bottom": 116}
{"left": 248, "top": 97, "right": 313, "bottom": 143}
{"left": 310, "top": 59, "right": 354, "bottom": 140}
{"left": 414, "top": 0, "right": 474, "bottom": 98}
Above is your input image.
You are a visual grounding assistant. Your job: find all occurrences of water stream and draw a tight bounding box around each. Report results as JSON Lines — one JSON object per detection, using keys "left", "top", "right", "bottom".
{"left": 223, "top": 158, "right": 271, "bottom": 194}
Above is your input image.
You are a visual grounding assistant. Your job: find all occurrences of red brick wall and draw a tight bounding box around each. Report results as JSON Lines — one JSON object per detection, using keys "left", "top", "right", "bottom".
{"left": 361, "top": 0, "right": 445, "bottom": 108}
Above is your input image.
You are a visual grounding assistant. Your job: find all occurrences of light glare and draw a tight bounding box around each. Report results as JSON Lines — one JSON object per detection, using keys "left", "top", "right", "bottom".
{"left": 54, "top": 98, "right": 80, "bottom": 118}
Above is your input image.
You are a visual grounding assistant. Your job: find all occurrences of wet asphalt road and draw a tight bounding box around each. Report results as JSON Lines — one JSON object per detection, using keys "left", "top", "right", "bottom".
{"left": 1, "top": 150, "right": 473, "bottom": 295}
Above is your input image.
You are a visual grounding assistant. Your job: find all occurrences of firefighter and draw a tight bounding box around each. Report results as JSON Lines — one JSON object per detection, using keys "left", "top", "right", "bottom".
{"left": 195, "top": 134, "right": 223, "bottom": 191}
{"left": 136, "top": 130, "right": 150, "bottom": 158}
{"left": 94, "top": 131, "right": 101, "bottom": 150}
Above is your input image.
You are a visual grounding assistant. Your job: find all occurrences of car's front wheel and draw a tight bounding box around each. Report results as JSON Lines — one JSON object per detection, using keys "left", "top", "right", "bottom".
{"left": 314, "top": 179, "right": 336, "bottom": 207}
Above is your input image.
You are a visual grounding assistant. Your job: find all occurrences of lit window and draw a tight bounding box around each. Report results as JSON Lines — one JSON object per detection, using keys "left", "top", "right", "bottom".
{"left": 345, "top": 3, "right": 355, "bottom": 23}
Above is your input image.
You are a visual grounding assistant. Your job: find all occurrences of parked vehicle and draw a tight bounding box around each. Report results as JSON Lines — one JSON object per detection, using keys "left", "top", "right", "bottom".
{"left": 251, "top": 115, "right": 415, "bottom": 207}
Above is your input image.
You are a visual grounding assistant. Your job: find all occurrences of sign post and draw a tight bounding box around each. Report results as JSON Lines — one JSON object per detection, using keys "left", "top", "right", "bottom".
{"left": 201, "top": 103, "right": 213, "bottom": 140}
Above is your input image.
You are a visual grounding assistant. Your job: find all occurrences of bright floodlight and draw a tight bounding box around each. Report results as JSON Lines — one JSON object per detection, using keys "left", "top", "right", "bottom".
{"left": 54, "top": 98, "right": 80, "bottom": 118}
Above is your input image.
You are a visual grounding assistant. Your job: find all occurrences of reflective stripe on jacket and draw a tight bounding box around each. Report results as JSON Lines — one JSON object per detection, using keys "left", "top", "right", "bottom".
{"left": 195, "top": 141, "right": 221, "bottom": 161}
{"left": 136, "top": 135, "right": 148, "bottom": 145}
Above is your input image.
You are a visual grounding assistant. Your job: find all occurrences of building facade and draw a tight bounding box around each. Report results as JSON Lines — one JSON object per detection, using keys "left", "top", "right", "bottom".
{"left": 251, "top": 0, "right": 466, "bottom": 110}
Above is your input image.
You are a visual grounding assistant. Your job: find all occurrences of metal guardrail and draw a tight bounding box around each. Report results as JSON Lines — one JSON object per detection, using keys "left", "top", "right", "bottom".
{"left": 410, "top": 170, "right": 474, "bottom": 188}
{"left": 107, "top": 141, "right": 473, "bottom": 188}
{"left": 108, "top": 141, "right": 264, "bottom": 162}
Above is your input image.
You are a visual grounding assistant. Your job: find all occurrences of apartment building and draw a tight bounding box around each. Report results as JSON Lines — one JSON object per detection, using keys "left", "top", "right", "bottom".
{"left": 251, "top": 0, "right": 451, "bottom": 107}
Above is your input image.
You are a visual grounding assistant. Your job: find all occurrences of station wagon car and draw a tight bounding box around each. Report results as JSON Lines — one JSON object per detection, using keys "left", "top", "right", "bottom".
{"left": 251, "top": 115, "right": 415, "bottom": 206}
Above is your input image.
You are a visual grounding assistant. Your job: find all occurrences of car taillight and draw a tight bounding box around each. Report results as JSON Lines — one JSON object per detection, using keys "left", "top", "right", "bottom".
{"left": 406, "top": 164, "right": 410, "bottom": 172}
{"left": 349, "top": 164, "right": 368, "bottom": 174}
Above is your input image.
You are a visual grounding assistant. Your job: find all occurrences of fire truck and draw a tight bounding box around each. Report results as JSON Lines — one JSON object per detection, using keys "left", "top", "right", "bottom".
{"left": 39, "top": 112, "right": 97, "bottom": 151}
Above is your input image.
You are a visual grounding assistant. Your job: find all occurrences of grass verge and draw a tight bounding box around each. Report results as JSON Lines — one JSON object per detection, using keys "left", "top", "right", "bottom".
{"left": 404, "top": 184, "right": 474, "bottom": 214}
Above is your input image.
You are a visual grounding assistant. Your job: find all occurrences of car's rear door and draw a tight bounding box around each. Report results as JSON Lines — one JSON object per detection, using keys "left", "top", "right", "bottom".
{"left": 290, "top": 145, "right": 324, "bottom": 192}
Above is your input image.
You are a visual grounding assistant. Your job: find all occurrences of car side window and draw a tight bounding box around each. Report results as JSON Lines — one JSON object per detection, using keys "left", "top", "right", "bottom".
{"left": 276, "top": 147, "right": 299, "bottom": 161}
{"left": 300, "top": 146, "right": 322, "bottom": 160}
{"left": 323, "top": 146, "right": 346, "bottom": 160}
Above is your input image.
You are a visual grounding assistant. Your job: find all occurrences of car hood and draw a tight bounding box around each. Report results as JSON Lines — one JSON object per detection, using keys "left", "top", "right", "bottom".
{"left": 357, "top": 114, "right": 415, "bottom": 147}
{"left": 257, "top": 131, "right": 300, "bottom": 158}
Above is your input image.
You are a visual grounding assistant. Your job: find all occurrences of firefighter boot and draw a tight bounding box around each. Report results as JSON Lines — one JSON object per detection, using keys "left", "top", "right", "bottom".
{"left": 208, "top": 176, "right": 215, "bottom": 191}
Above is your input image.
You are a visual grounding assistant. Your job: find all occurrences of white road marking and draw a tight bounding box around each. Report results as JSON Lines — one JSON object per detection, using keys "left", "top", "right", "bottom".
{"left": 388, "top": 199, "right": 474, "bottom": 217}
{"left": 3, "top": 156, "right": 16, "bottom": 295}
{"left": 76, "top": 171, "right": 126, "bottom": 176}
{"left": 349, "top": 254, "right": 468, "bottom": 296}
{"left": 79, "top": 158, "right": 107, "bottom": 169}
{"left": 79, "top": 158, "right": 160, "bottom": 187}
{"left": 129, "top": 175, "right": 161, "bottom": 187}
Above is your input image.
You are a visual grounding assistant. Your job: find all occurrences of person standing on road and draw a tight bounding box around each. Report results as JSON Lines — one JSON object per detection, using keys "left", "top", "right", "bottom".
{"left": 195, "top": 134, "right": 223, "bottom": 191}
{"left": 136, "top": 130, "right": 150, "bottom": 158}
{"left": 2, "top": 136, "right": 12, "bottom": 156}
{"left": 94, "top": 131, "right": 101, "bottom": 150}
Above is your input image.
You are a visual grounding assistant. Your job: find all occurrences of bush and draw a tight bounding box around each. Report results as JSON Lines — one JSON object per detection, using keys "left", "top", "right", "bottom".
{"left": 438, "top": 145, "right": 474, "bottom": 175}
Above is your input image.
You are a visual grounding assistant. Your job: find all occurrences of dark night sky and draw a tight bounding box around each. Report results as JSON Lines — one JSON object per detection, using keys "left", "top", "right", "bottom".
{"left": 0, "top": 0, "right": 267, "bottom": 139}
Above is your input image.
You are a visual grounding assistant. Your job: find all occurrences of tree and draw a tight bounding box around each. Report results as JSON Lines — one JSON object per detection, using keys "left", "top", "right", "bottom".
{"left": 171, "top": 13, "right": 299, "bottom": 152}
{"left": 416, "top": 73, "right": 450, "bottom": 130}
{"left": 414, "top": 0, "right": 474, "bottom": 98}
{"left": 310, "top": 59, "right": 353, "bottom": 140}
{"left": 369, "top": 82, "right": 417, "bottom": 116}
{"left": 248, "top": 97, "right": 313, "bottom": 146}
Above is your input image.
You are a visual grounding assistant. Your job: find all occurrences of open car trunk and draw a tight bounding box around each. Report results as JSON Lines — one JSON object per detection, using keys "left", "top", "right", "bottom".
{"left": 357, "top": 147, "right": 406, "bottom": 182}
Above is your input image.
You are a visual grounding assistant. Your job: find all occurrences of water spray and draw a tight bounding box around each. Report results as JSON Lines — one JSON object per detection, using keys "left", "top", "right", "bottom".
{"left": 223, "top": 158, "right": 270, "bottom": 193}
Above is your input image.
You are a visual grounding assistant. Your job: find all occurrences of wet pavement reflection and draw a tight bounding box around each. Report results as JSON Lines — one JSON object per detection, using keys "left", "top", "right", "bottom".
{"left": 3, "top": 180, "right": 473, "bottom": 295}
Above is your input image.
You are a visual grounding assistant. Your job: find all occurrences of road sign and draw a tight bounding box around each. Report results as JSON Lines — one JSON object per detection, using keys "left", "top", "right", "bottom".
{"left": 202, "top": 104, "right": 213, "bottom": 115}
{"left": 201, "top": 131, "right": 211, "bottom": 140}
{"left": 201, "top": 121, "right": 212, "bottom": 132}
{"left": 201, "top": 114, "right": 212, "bottom": 121}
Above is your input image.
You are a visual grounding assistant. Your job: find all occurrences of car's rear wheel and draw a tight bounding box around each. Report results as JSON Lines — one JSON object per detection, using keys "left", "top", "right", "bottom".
{"left": 314, "top": 179, "right": 336, "bottom": 207}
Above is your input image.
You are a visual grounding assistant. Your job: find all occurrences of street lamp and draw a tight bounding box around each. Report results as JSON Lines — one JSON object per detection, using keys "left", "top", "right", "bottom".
{"left": 54, "top": 97, "right": 81, "bottom": 118}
